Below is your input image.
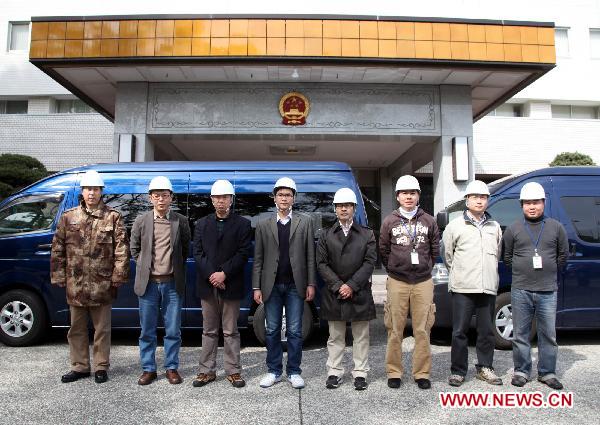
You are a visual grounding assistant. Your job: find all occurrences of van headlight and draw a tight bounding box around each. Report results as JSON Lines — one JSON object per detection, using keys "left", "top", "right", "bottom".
{"left": 432, "top": 263, "right": 449, "bottom": 285}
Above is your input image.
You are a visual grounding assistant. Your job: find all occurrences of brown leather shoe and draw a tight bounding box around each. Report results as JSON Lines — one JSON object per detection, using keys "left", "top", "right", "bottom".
{"left": 227, "top": 373, "right": 246, "bottom": 388}
{"left": 192, "top": 372, "right": 216, "bottom": 387}
{"left": 166, "top": 369, "right": 183, "bottom": 385}
{"left": 138, "top": 371, "right": 157, "bottom": 386}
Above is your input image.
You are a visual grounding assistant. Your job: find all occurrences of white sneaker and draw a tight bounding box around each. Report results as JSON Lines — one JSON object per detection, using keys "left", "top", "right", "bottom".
{"left": 288, "top": 374, "right": 305, "bottom": 389}
{"left": 259, "top": 373, "right": 282, "bottom": 388}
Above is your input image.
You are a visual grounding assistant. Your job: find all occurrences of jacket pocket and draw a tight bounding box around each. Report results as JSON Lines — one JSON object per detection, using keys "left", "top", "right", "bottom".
{"left": 96, "top": 225, "right": 114, "bottom": 243}
{"left": 66, "top": 224, "right": 81, "bottom": 244}
{"left": 425, "top": 303, "right": 436, "bottom": 330}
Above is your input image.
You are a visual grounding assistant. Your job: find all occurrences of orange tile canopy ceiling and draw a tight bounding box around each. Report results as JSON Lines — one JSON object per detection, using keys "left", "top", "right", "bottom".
{"left": 29, "top": 17, "right": 556, "bottom": 64}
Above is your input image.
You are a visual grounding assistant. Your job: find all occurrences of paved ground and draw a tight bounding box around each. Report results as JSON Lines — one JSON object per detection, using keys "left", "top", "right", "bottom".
{"left": 1, "top": 302, "right": 598, "bottom": 425}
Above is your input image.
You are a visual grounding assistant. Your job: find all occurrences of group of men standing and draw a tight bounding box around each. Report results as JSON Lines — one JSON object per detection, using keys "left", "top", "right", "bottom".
{"left": 50, "top": 169, "right": 567, "bottom": 391}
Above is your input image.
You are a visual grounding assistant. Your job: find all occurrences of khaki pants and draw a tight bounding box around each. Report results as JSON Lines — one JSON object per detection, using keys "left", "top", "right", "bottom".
{"left": 326, "top": 320, "right": 370, "bottom": 379}
{"left": 198, "top": 289, "right": 241, "bottom": 375}
{"left": 67, "top": 304, "right": 112, "bottom": 373}
{"left": 384, "top": 277, "right": 436, "bottom": 380}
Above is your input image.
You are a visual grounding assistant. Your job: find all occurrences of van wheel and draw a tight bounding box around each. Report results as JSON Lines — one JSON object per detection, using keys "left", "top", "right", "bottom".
{"left": 0, "top": 290, "right": 47, "bottom": 346}
{"left": 252, "top": 302, "right": 314, "bottom": 348}
{"left": 494, "top": 292, "right": 536, "bottom": 350}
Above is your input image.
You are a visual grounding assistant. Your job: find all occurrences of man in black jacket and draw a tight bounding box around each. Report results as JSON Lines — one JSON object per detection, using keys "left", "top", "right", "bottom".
{"left": 192, "top": 180, "right": 252, "bottom": 388}
{"left": 317, "top": 188, "right": 377, "bottom": 391}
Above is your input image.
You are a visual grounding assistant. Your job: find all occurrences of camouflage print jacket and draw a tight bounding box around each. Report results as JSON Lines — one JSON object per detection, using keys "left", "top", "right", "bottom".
{"left": 51, "top": 201, "right": 130, "bottom": 307}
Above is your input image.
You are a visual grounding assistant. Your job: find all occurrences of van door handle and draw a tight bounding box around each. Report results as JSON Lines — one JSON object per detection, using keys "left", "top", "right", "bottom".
{"left": 570, "top": 242, "right": 577, "bottom": 256}
{"left": 35, "top": 243, "right": 52, "bottom": 255}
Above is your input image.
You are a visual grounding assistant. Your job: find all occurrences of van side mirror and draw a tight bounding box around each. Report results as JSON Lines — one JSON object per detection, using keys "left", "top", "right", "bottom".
{"left": 436, "top": 210, "right": 449, "bottom": 231}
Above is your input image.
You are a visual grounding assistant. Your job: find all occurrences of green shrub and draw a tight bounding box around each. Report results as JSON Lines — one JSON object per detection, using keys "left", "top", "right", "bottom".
{"left": 549, "top": 152, "right": 596, "bottom": 166}
{"left": 0, "top": 154, "right": 49, "bottom": 200}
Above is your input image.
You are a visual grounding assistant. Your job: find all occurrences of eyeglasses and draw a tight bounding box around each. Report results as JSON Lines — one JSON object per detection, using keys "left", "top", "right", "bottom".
{"left": 151, "top": 193, "right": 171, "bottom": 200}
{"left": 276, "top": 193, "right": 294, "bottom": 199}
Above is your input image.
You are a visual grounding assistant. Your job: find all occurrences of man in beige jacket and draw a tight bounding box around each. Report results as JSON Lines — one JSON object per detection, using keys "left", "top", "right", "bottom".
{"left": 442, "top": 180, "right": 503, "bottom": 387}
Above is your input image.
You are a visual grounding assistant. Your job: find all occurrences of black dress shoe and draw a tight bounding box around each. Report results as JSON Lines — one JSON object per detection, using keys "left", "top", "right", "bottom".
{"left": 61, "top": 370, "right": 90, "bottom": 383}
{"left": 387, "top": 378, "right": 402, "bottom": 388}
{"left": 354, "top": 377, "right": 368, "bottom": 391}
{"left": 416, "top": 378, "right": 431, "bottom": 389}
{"left": 95, "top": 370, "right": 108, "bottom": 384}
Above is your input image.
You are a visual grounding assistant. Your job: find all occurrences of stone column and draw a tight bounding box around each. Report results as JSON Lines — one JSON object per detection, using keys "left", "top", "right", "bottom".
{"left": 432, "top": 85, "right": 475, "bottom": 214}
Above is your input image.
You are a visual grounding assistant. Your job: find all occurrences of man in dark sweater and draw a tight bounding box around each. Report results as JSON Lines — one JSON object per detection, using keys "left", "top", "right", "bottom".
{"left": 252, "top": 177, "right": 316, "bottom": 389}
{"left": 502, "top": 182, "right": 569, "bottom": 390}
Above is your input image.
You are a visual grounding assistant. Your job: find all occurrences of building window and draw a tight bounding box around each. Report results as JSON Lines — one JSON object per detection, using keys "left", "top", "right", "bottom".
{"left": 591, "top": 29, "right": 600, "bottom": 59}
{"left": 55, "top": 99, "right": 94, "bottom": 114}
{"left": 489, "top": 103, "right": 522, "bottom": 117}
{"left": 0, "top": 100, "right": 28, "bottom": 114}
{"left": 552, "top": 105, "right": 599, "bottom": 119}
{"left": 8, "top": 22, "right": 29, "bottom": 51}
{"left": 555, "top": 27, "right": 569, "bottom": 57}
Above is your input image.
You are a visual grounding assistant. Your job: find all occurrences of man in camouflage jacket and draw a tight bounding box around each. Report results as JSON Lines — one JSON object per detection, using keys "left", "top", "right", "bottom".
{"left": 51, "top": 170, "right": 129, "bottom": 384}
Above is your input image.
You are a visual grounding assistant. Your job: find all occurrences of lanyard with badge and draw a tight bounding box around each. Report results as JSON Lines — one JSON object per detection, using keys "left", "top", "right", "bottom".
{"left": 524, "top": 219, "right": 545, "bottom": 269}
{"left": 401, "top": 218, "right": 420, "bottom": 265}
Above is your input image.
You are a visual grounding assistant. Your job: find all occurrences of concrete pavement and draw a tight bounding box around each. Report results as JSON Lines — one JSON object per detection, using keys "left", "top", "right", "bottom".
{"left": 1, "top": 306, "right": 597, "bottom": 424}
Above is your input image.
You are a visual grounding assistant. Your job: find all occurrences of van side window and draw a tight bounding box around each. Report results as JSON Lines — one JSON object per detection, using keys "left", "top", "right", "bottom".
{"left": 234, "top": 192, "right": 336, "bottom": 237}
{"left": 103, "top": 193, "right": 186, "bottom": 233}
{"left": 487, "top": 198, "right": 522, "bottom": 232}
{"left": 560, "top": 196, "right": 600, "bottom": 243}
{"left": 0, "top": 193, "right": 64, "bottom": 236}
{"left": 187, "top": 194, "right": 213, "bottom": 232}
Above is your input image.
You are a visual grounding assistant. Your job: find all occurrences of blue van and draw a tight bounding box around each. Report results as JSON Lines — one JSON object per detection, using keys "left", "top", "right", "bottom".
{"left": 0, "top": 161, "right": 367, "bottom": 346}
{"left": 433, "top": 166, "right": 600, "bottom": 349}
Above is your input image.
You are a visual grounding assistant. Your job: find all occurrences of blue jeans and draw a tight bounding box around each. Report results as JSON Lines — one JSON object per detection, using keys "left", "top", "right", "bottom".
{"left": 264, "top": 282, "right": 304, "bottom": 376}
{"left": 511, "top": 288, "right": 558, "bottom": 380}
{"left": 138, "top": 281, "right": 183, "bottom": 372}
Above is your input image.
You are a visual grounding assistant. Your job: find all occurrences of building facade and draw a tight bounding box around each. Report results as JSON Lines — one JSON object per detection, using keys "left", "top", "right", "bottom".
{"left": 2, "top": 1, "right": 597, "bottom": 226}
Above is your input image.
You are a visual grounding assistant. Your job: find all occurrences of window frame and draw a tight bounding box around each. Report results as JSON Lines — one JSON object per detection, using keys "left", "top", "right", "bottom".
{"left": 559, "top": 196, "right": 600, "bottom": 244}
{"left": 554, "top": 27, "right": 570, "bottom": 58}
{"left": 590, "top": 28, "right": 600, "bottom": 59}
{"left": 0, "top": 192, "right": 65, "bottom": 238}
{"left": 7, "top": 21, "right": 30, "bottom": 52}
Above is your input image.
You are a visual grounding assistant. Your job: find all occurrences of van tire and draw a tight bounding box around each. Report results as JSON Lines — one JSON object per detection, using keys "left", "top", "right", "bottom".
{"left": 0, "top": 289, "right": 48, "bottom": 347}
{"left": 252, "top": 302, "right": 314, "bottom": 348}
{"left": 494, "top": 292, "right": 536, "bottom": 350}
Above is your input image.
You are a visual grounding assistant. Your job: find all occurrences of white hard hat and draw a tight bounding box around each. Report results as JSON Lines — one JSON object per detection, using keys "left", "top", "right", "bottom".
{"left": 273, "top": 177, "right": 297, "bottom": 194}
{"left": 464, "top": 180, "right": 490, "bottom": 197}
{"left": 211, "top": 179, "right": 235, "bottom": 196}
{"left": 79, "top": 170, "right": 104, "bottom": 188}
{"left": 333, "top": 188, "right": 358, "bottom": 205}
{"left": 148, "top": 176, "right": 173, "bottom": 192}
{"left": 395, "top": 175, "right": 420, "bottom": 193}
{"left": 520, "top": 182, "right": 546, "bottom": 200}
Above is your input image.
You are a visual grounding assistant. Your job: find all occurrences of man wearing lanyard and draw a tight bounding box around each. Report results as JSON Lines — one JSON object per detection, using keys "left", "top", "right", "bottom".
{"left": 379, "top": 175, "right": 440, "bottom": 390}
{"left": 502, "top": 182, "right": 569, "bottom": 390}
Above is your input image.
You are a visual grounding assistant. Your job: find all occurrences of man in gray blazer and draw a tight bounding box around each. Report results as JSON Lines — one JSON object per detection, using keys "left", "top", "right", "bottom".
{"left": 252, "top": 177, "right": 316, "bottom": 389}
{"left": 130, "top": 176, "right": 191, "bottom": 386}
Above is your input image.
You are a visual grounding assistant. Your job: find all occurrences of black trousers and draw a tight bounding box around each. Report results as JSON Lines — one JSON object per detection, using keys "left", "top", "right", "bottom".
{"left": 450, "top": 292, "right": 496, "bottom": 377}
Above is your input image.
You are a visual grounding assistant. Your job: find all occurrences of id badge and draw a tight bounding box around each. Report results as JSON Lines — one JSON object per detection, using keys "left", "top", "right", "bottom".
{"left": 532, "top": 254, "right": 543, "bottom": 269}
{"left": 411, "top": 250, "right": 420, "bottom": 265}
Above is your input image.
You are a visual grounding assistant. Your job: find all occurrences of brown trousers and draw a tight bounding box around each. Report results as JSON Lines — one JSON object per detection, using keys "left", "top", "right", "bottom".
{"left": 384, "top": 277, "right": 436, "bottom": 380}
{"left": 198, "top": 289, "right": 242, "bottom": 375}
{"left": 67, "top": 304, "right": 112, "bottom": 372}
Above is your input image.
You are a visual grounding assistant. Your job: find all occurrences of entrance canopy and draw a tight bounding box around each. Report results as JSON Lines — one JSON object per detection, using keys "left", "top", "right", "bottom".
{"left": 30, "top": 14, "right": 556, "bottom": 121}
